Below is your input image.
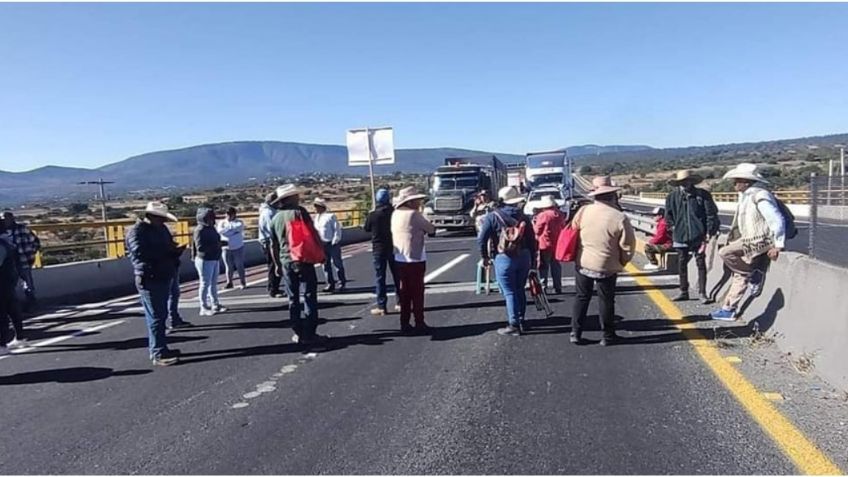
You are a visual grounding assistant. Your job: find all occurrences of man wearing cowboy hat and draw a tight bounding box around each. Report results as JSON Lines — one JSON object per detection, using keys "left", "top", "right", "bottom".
{"left": 258, "top": 191, "right": 283, "bottom": 297}
{"left": 664, "top": 169, "right": 720, "bottom": 302}
{"left": 269, "top": 184, "right": 328, "bottom": 344}
{"left": 125, "top": 201, "right": 186, "bottom": 366}
{"left": 532, "top": 194, "right": 565, "bottom": 294}
{"left": 710, "top": 163, "right": 786, "bottom": 321}
{"left": 313, "top": 197, "right": 347, "bottom": 293}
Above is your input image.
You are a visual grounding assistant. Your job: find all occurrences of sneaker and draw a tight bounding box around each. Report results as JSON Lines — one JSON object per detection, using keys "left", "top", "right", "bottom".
{"left": 370, "top": 308, "right": 388, "bottom": 317}
{"left": 152, "top": 356, "right": 179, "bottom": 366}
{"left": 161, "top": 348, "right": 182, "bottom": 358}
{"left": 168, "top": 321, "right": 194, "bottom": 330}
{"left": 199, "top": 307, "right": 215, "bottom": 317}
{"left": 710, "top": 308, "right": 737, "bottom": 321}
{"left": 8, "top": 338, "right": 27, "bottom": 349}
{"left": 748, "top": 270, "right": 764, "bottom": 296}
{"left": 644, "top": 263, "right": 660, "bottom": 271}
{"left": 269, "top": 290, "right": 280, "bottom": 298}
{"left": 671, "top": 292, "right": 690, "bottom": 302}
{"left": 497, "top": 325, "right": 520, "bottom": 336}
{"left": 213, "top": 304, "right": 228, "bottom": 313}
{"left": 225, "top": 283, "right": 234, "bottom": 289}
{"left": 394, "top": 305, "right": 402, "bottom": 312}
{"left": 338, "top": 283, "right": 347, "bottom": 293}
{"left": 569, "top": 333, "right": 583, "bottom": 345}
{"left": 291, "top": 334, "right": 301, "bottom": 344}
{"left": 322, "top": 285, "right": 336, "bottom": 293}
{"left": 237, "top": 284, "right": 245, "bottom": 290}
{"left": 600, "top": 333, "right": 620, "bottom": 347}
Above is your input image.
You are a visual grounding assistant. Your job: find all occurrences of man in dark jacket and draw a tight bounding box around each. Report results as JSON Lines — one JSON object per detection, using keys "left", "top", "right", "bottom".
{"left": 125, "top": 202, "right": 185, "bottom": 366}
{"left": 664, "top": 170, "right": 720, "bottom": 302}
{"left": 3, "top": 211, "right": 40, "bottom": 310}
{"left": 0, "top": 220, "right": 24, "bottom": 355}
{"left": 363, "top": 188, "right": 400, "bottom": 316}
{"left": 270, "top": 184, "right": 327, "bottom": 345}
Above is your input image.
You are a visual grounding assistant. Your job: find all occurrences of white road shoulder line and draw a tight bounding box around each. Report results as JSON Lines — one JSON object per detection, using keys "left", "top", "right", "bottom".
{"left": 0, "top": 320, "right": 126, "bottom": 360}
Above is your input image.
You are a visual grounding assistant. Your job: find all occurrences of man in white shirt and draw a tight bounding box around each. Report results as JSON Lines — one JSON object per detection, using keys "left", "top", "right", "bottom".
{"left": 313, "top": 198, "right": 347, "bottom": 293}
{"left": 218, "top": 207, "right": 247, "bottom": 289}
{"left": 711, "top": 164, "right": 786, "bottom": 321}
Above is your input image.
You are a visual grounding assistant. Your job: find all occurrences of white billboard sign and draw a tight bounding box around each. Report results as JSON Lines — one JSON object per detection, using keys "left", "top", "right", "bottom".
{"left": 347, "top": 127, "right": 395, "bottom": 166}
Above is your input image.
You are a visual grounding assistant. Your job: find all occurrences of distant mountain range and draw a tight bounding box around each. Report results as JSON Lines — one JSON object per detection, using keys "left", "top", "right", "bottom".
{"left": 1, "top": 134, "right": 845, "bottom": 205}
{"left": 0, "top": 142, "right": 651, "bottom": 204}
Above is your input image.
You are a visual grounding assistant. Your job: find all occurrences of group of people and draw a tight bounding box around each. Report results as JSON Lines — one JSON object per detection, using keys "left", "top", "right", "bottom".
{"left": 0, "top": 211, "right": 42, "bottom": 355}
{"left": 644, "top": 164, "right": 788, "bottom": 320}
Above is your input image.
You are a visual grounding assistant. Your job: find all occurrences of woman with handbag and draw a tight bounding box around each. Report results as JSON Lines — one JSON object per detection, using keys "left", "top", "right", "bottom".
{"left": 477, "top": 186, "right": 537, "bottom": 336}
{"left": 569, "top": 177, "right": 635, "bottom": 346}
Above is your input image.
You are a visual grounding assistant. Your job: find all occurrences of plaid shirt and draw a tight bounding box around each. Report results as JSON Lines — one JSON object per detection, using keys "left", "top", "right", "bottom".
{"left": 10, "top": 223, "right": 40, "bottom": 268}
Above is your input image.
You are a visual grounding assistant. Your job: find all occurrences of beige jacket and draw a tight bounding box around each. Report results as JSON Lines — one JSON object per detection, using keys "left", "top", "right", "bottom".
{"left": 391, "top": 208, "right": 436, "bottom": 263}
{"left": 572, "top": 202, "right": 636, "bottom": 274}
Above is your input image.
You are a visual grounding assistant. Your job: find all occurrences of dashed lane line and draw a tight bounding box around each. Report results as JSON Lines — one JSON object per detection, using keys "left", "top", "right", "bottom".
{"left": 625, "top": 262, "right": 842, "bottom": 475}
{"left": 424, "top": 254, "right": 470, "bottom": 283}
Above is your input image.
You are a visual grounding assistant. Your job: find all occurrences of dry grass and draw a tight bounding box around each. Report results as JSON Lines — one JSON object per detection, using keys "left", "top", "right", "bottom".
{"left": 787, "top": 350, "right": 819, "bottom": 375}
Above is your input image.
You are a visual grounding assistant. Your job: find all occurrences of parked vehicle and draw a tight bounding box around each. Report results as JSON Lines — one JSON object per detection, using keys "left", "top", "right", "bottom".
{"left": 523, "top": 185, "right": 569, "bottom": 217}
{"left": 525, "top": 150, "right": 574, "bottom": 199}
{"left": 424, "top": 156, "right": 507, "bottom": 232}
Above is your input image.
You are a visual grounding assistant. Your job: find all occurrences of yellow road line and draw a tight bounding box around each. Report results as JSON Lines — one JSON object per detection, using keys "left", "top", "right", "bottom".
{"left": 624, "top": 262, "right": 843, "bottom": 475}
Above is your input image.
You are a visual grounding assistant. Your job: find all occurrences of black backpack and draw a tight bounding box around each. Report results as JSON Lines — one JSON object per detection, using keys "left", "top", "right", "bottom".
{"left": 0, "top": 239, "right": 19, "bottom": 288}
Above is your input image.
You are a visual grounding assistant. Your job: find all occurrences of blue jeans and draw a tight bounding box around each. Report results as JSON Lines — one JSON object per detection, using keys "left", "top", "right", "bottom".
{"left": 168, "top": 273, "right": 183, "bottom": 325}
{"left": 321, "top": 242, "right": 347, "bottom": 287}
{"left": 282, "top": 261, "right": 319, "bottom": 338}
{"left": 137, "top": 277, "right": 171, "bottom": 359}
{"left": 194, "top": 258, "right": 220, "bottom": 309}
{"left": 494, "top": 249, "right": 532, "bottom": 327}
{"left": 373, "top": 251, "right": 399, "bottom": 310}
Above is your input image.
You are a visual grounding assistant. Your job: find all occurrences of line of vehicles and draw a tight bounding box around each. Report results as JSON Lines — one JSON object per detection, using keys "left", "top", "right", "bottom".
{"left": 423, "top": 150, "right": 579, "bottom": 234}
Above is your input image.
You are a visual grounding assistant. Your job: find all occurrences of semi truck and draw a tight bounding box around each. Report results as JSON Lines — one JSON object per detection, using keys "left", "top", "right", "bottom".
{"left": 525, "top": 150, "right": 574, "bottom": 199}
{"left": 424, "top": 155, "right": 507, "bottom": 232}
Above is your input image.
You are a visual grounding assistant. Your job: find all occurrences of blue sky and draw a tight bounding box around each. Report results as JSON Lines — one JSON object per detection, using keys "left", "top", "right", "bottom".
{"left": 1, "top": 3, "right": 847, "bottom": 172}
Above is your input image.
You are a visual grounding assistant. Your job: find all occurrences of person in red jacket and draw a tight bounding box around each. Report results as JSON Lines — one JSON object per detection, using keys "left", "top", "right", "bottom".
{"left": 533, "top": 195, "right": 566, "bottom": 294}
{"left": 644, "top": 206, "right": 672, "bottom": 270}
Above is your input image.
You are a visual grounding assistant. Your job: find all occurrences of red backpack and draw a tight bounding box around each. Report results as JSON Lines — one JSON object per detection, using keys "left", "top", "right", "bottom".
{"left": 287, "top": 213, "right": 326, "bottom": 264}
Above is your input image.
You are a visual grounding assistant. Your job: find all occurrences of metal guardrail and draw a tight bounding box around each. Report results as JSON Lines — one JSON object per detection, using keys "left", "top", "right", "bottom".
{"left": 28, "top": 208, "right": 369, "bottom": 268}
{"left": 623, "top": 210, "right": 658, "bottom": 236}
{"left": 638, "top": 189, "right": 838, "bottom": 205}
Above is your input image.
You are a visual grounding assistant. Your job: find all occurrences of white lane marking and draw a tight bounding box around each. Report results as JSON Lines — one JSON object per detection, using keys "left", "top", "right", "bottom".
{"left": 424, "top": 253, "right": 470, "bottom": 283}
{"left": 243, "top": 391, "right": 262, "bottom": 399}
{"left": 0, "top": 320, "right": 126, "bottom": 360}
{"left": 280, "top": 365, "right": 298, "bottom": 373}
{"left": 232, "top": 402, "right": 249, "bottom": 409}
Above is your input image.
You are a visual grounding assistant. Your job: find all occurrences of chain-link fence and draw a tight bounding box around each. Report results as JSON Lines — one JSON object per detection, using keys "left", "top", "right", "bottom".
{"left": 808, "top": 174, "right": 848, "bottom": 267}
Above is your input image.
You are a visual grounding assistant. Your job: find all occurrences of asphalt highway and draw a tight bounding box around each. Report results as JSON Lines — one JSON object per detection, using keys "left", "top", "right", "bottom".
{"left": 0, "top": 235, "right": 835, "bottom": 474}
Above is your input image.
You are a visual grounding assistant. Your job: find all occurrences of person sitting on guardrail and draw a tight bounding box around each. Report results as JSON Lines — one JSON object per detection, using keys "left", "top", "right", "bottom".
{"left": 270, "top": 184, "right": 329, "bottom": 345}
{"left": 391, "top": 186, "right": 437, "bottom": 335}
{"left": 364, "top": 188, "right": 401, "bottom": 316}
{"left": 125, "top": 202, "right": 186, "bottom": 366}
{"left": 0, "top": 219, "right": 25, "bottom": 355}
{"left": 643, "top": 206, "right": 672, "bottom": 271}
{"left": 665, "top": 170, "right": 720, "bottom": 303}
{"left": 258, "top": 192, "right": 283, "bottom": 298}
{"left": 313, "top": 198, "right": 347, "bottom": 294}
{"left": 218, "top": 206, "right": 247, "bottom": 290}
{"left": 192, "top": 207, "right": 226, "bottom": 316}
{"left": 2, "top": 211, "right": 40, "bottom": 311}
{"left": 710, "top": 164, "right": 786, "bottom": 321}
{"left": 478, "top": 186, "right": 537, "bottom": 336}
{"left": 570, "top": 177, "right": 635, "bottom": 346}
{"left": 533, "top": 195, "right": 565, "bottom": 294}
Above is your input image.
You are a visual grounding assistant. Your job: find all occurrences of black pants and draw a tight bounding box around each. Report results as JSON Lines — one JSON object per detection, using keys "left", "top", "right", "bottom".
{"left": 676, "top": 245, "right": 706, "bottom": 294}
{"left": 538, "top": 250, "right": 562, "bottom": 292}
{"left": 262, "top": 241, "right": 282, "bottom": 295}
{"left": 0, "top": 286, "right": 24, "bottom": 344}
{"left": 572, "top": 271, "right": 617, "bottom": 338}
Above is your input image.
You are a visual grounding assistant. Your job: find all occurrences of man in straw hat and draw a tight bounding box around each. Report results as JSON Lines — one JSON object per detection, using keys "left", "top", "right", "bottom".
{"left": 532, "top": 194, "right": 565, "bottom": 294}
{"left": 258, "top": 191, "right": 283, "bottom": 297}
{"left": 710, "top": 163, "right": 786, "bottom": 321}
{"left": 313, "top": 197, "right": 347, "bottom": 293}
{"left": 664, "top": 169, "right": 720, "bottom": 303}
{"left": 125, "top": 201, "right": 186, "bottom": 366}
{"left": 269, "top": 184, "right": 328, "bottom": 344}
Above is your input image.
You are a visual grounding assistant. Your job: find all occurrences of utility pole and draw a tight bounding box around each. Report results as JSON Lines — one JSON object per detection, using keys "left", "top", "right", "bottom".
{"left": 78, "top": 179, "right": 115, "bottom": 254}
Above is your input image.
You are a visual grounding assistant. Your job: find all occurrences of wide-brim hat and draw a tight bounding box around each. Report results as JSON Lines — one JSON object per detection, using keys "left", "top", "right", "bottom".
{"left": 498, "top": 186, "right": 525, "bottom": 205}
{"left": 272, "top": 184, "right": 300, "bottom": 203}
{"left": 723, "top": 163, "right": 768, "bottom": 183}
{"left": 313, "top": 197, "right": 327, "bottom": 208}
{"left": 144, "top": 201, "right": 177, "bottom": 222}
{"left": 651, "top": 206, "right": 665, "bottom": 216}
{"left": 587, "top": 176, "right": 622, "bottom": 197}
{"left": 538, "top": 195, "right": 557, "bottom": 209}
{"left": 669, "top": 169, "right": 704, "bottom": 186}
{"left": 395, "top": 186, "right": 428, "bottom": 207}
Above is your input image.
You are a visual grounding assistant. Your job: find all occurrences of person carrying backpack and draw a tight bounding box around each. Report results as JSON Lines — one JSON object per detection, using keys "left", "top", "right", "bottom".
{"left": 710, "top": 163, "right": 789, "bottom": 321}
{"left": 270, "top": 184, "right": 328, "bottom": 345}
{"left": 570, "top": 176, "right": 635, "bottom": 346}
{"left": 477, "top": 186, "right": 537, "bottom": 336}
